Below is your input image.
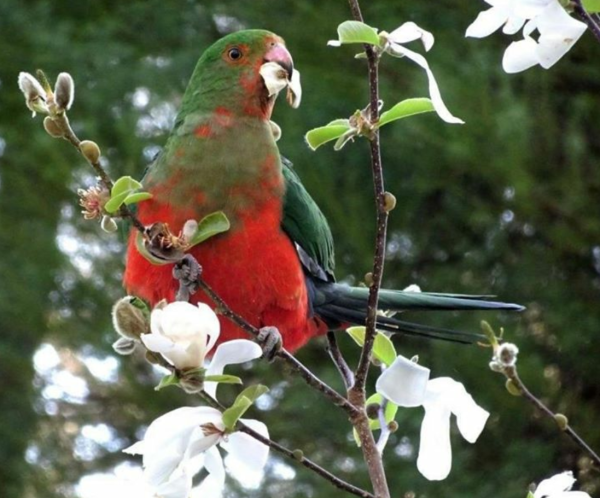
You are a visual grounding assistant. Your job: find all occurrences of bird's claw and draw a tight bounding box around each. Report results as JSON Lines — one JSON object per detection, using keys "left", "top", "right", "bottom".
{"left": 257, "top": 326, "right": 282, "bottom": 362}
{"left": 173, "top": 254, "right": 202, "bottom": 302}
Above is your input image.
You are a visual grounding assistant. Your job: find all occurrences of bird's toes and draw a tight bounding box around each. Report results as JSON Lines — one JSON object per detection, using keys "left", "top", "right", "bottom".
{"left": 257, "top": 326, "right": 282, "bottom": 362}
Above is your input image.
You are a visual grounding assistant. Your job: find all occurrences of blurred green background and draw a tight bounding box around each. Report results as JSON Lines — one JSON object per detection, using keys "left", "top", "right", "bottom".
{"left": 1, "top": 0, "right": 599, "bottom": 496}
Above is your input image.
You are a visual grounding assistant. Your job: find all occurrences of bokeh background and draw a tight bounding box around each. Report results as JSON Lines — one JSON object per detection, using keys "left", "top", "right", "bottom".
{"left": 1, "top": 1, "right": 599, "bottom": 497}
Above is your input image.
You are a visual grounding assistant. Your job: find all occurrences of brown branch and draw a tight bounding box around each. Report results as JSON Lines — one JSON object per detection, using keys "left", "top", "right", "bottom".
{"left": 199, "top": 392, "right": 375, "bottom": 498}
{"left": 503, "top": 365, "right": 600, "bottom": 467}
{"left": 326, "top": 332, "right": 354, "bottom": 389}
{"left": 572, "top": 0, "right": 600, "bottom": 43}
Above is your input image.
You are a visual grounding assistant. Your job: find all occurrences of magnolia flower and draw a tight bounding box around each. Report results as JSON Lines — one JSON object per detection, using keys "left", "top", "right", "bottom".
{"left": 124, "top": 406, "right": 269, "bottom": 498}
{"left": 143, "top": 302, "right": 220, "bottom": 370}
{"left": 533, "top": 471, "right": 591, "bottom": 498}
{"left": 379, "top": 23, "right": 464, "bottom": 124}
{"left": 466, "top": 0, "right": 587, "bottom": 73}
{"left": 376, "top": 355, "right": 489, "bottom": 480}
{"left": 502, "top": 1, "right": 587, "bottom": 73}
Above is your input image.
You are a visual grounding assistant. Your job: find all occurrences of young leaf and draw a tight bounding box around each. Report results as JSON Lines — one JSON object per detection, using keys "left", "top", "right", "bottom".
{"left": 305, "top": 124, "right": 351, "bottom": 150}
{"left": 583, "top": 0, "right": 600, "bottom": 12}
{"left": 104, "top": 191, "right": 130, "bottom": 213}
{"left": 188, "top": 211, "right": 230, "bottom": 247}
{"left": 124, "top": 192, "right": 153, "bottom": 205}
{"left": 365, "top": 393, "right": 399, "bottom": 430}
{"left": 346, "top": 326, "right": 397, "bottom": 367}
{"left": 222, "top": 396, "right": 253, "bottom": 431}
{"left": 330, "top": 20, "right": 380, "bottom": 46}
{"left": 237, "top": 384, "right": 269, "bottom": 403}
{"left": 112, "top": 176, "right": 142, "bottom": 197}
{"left": 204, "top": 374, "right": 243, "bottom": 385}
{"left": 377, "top": 98, "right": 435, "bottom": 128}
{"left": 154, "top": 373, "right": 179, "bottom": 391}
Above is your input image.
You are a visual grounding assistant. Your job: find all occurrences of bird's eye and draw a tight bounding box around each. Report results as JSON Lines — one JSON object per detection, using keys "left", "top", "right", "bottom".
{"left": 227, "top": 47, "right": 243, "bottom": 61}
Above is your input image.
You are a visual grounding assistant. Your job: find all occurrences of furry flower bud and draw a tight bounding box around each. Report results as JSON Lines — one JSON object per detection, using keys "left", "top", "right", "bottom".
{"left": 54, "top": 72, "right": 74, "bottom": 111}
{"left": 112, "top": 296, "right": 149, "bottom": 339}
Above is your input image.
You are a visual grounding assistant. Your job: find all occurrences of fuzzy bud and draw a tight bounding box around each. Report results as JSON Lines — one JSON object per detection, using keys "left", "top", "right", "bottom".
{"left": 497, "top": 343, "right": 519, "bottom": 367}
{"left": 101, "top": 215, "right": 118, "bottom": 233}
{"left": 505, "top": 379, "right": 522, "bottom": 396}
{"left": 366, "top": 402, "right": 381, "bottom": 420}
{"left": 388, "top": 420, "right": 399, "bottom": 432}
{"left": 364, "top": 272, "right": 374, "bottom": 286}
{"left": 54, "top": 72, "right": 74, "bottom": 111}
{"left": 383, "top": 192, "right": 397, "bottom": 212}
{"left": 178, "top": 369, "right": 205, "bottom": 394}
{"left": 43, "top": 117, "right": 63, "bottom": 138}
{"left": 113, "top": 337, "right": 136, "bottom": 355}
{"left": 554, "top": 413, "right": 569, "bottom": 430}
{"left": 292, "top": 449, "right": 304, "bottom": 461}
{"left": 80, "top": 140, "right": 101, "bottom": 163}
{"left": 18, "top": 72, "right": 49, "bottom": 117}
{"left": 112, "top": 296, "right": 149, "bottom": 339}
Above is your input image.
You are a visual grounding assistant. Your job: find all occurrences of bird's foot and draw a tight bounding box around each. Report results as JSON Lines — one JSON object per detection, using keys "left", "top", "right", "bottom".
{"left": 257, "top": 326, "right": 282, "bottom": 362}
{"left": 173, "top": 254, "right": 202, "bottom": 302}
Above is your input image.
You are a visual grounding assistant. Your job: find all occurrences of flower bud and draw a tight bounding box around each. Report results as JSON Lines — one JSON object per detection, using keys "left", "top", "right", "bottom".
{"left": 80, "top": 140, "right": 101, "bottom": 163}
{"left": 179, "top": 368, "right": 205, "bottom": 394}
{"left": 364, "top": 272, "right": 374, "bottom": 286}
{"left": 366, "top": 402, "right": 381, "bottom": 420}
{"left": 54, "top": 72, "right": 74, "bottom": 111}
{"left": 101, "top": 215, "right": 118, "bottom": 232}
{"left": 388, "top": 420, "right": 399, "bottom": 432}
{"left": 112, "top": 296, "right": 149, "bottom": 339}
{"left": 43, "top": 117, "right": 63, "bottom": 138}
{"left": 181, "top": 219, "right": 198, "bottom": 244}
{"left": 292, "top": 449, "right": 304, "bottom": 461}
{"left": 505, "top": 378, "right": 522, "bottom": 396}
{"left": 113, "top": 337, "right": 136, "bottom": 355}
{"left": 383, "top": 192, "right": 396, "bottom": 212}
{"left": 145, "top": 351, "right": 161, "bottom": 365}
{"left": 497, "top": 343, "right": 519, "bottom": 367}
{"left": 18, "top": 72, "right": 49, "bottom": 117}
{"left": 554, "top": 413, "right": 569, "bottom": 431}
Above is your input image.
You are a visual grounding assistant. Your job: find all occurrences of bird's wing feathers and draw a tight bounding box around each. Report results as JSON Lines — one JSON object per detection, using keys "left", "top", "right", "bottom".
{"left": 281, "top": 157, "right": 335, "bottom": 281}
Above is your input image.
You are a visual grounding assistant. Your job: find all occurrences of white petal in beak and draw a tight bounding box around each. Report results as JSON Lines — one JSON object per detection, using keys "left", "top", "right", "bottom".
{"left": 287, "top": 69, "right": 302, "bottom": 108}
{"left": 259, "top": 62, "right": 302, "bottom": 109}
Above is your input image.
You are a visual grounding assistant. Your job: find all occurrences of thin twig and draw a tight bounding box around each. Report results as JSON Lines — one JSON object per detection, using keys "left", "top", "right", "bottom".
{"left": 504, "top": 365, "right": 600, "bottom": 467}
{"left": 326, "top": 332, "right": 355, "bottom": 389}
{"left": 199, "top": 392, "right": 375, "bottom": 498}
{"left": 572, "top": 0, "right": 600, "bottom": 42}
{"left": 345, "top": 1, "right": 391, "bottom": 496}
{"left": 376, "top": 398, "right": 391, "bottom": 453}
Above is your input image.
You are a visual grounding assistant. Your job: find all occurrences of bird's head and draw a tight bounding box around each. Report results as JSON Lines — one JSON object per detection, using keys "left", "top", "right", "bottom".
{"left": 177, "top": 29, "right": 301, "bottom": 123}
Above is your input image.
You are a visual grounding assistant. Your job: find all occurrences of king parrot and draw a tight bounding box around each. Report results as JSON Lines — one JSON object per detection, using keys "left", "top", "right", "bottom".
{"left": 124, "top": 30, "right": 522, "bottom": 353}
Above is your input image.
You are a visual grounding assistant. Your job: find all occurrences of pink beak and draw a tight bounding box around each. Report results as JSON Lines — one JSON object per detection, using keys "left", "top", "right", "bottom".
{"left": 264, "top": 43, "right": 294, "bottom": 79}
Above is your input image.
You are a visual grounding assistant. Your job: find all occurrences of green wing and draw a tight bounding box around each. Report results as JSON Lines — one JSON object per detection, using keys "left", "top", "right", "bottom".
{"left": 281, "top": 157, "right": 335, "bottom": 281}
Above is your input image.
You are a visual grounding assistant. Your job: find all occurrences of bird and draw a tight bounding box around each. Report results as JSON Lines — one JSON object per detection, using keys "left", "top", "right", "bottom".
{"left": 123, "top": 29, "right": 522, "bottom": 353}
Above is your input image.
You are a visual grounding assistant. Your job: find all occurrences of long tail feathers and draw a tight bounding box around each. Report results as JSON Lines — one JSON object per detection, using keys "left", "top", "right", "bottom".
{"left": 311, "top": 282, "right": 524, "bottom": 344}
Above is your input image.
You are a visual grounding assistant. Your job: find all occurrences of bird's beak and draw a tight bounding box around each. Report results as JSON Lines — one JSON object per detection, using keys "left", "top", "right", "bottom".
{"left": 261, "top": 43, "right": 302, "bottom": 108}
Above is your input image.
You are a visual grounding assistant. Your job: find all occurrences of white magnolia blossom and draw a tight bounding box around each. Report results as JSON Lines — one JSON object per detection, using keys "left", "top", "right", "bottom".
{"left": 143, "top": 302, "right": 220, "bottom": 370}
{"left": 466, "top": 0, "right": 587, "bottom": 73}
{"left": 376, "top": 355, "right": 489, "bottom": 480}
{"left": 380, "top": 22, "right": 464, "bottom": 124}
{"left": 124, "top": 406, "right": 269, "bottom": 498}
{"left": 533, "top": 471, "right": 591, "bottom": 498}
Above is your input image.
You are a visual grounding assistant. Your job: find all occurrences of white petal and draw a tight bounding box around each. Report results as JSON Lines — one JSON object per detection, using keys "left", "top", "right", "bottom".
{"left": 196, "top": 303, "right": 221, "bottom": 356}
{"left": 417, "top": 401, "right": 452, "bottom": 480}
{"left": 259, "top": 62, "right": 289, "bottom": 97}
{"left": 150, "top": 308, "right": 165, "bottom": 336}
{"left": 222, "top": 419, "right": 270, "bottom": 473}
{"left": 535, "top": 1, "right": 587, "bottom": 69}
{"left": 534, "top": 471, "right": 576, "bottom": 498}
{"left": 386, "top": 44, "right": 464, "bottom": 124}
{"left": 429, "top": 377, "right": 489, "bottom": 443}
{"left": 141, "top": 332, "right": 174, "bottom": 354}
{"left": 327, "top": 40, "right": 343, "bottom": 47}
{"left": 502, "top": 14, "right": 527, "bottom": 35}
{"left": 155, "top": 467, "right": 192, "bottom": 498}
{"left": 205, "top": 340, "right": 263, "bottom": 398}
{"left": 514, "top": 0, "right": 554, "bottom": 19}
{"left": 195, "top": 447, "right": 225, "bottom": 497}
{"left": 186, "top": 427, "right": 223, "bottom": 458}
{"left": 123, "top": 440, "right": 146, "bottom": 455}
{"left": 466, "top": 6, "right": 510, "bottom": 38}
{"left": 376, "top": 355, "right": 430, "bottom": 407}
{"left": 502, "top": 37, "right": 540, "bottom": 73}
{"left": 287, "top": 69, "right": 302, "bottom": 108}
{"left": 389, "top": 22, "right": 434, "bottom": 51}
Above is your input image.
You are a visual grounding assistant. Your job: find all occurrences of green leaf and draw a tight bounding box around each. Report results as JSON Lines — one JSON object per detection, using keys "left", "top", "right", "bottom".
{"left": 135, "top": 231, "right": 172, "bottom": 265}
{"left": 222, "top": 396, "right": 253, "bottom": 430}
{"left": 526, "top": 492, "right": 535, "bottom": 498}
{"left": 104, "top": 191, "right": 130, "bottom": 213}
{"left": 112, "top": 176, "right": 142, "bottom": 198}
{"left": 377, "top": 98, "right": 435, "bottom": 128}
{"left": 346, "top": 326, "right": 397, "bottom": 366}
{"left": 154, "top": 373, "right": 179, "bottom": 391}
{"left": 333, "top": 20, "right": 380, "bottom": 46}
{"left": 124, "top": 192, "right": 153, "bottom": 205}
{"left": 583, "top": 0, "right": 600, "bottom": 12}
{"left": 237, "top": 384, "right": 269, "bottom": 403}
{"left": 204, "top": 374, "right": 243, "bottom": 385}
{"left": 352, "top": 427, "right": 361, "bottom": 447}
{"left": 305, "top": 124, "right": 351, "bottom": 150}
{"left": 366, "top": 393, "right": 399, "bottom": 430}
{"left": 188, "top": 211, "right": 231, "bottom": 247}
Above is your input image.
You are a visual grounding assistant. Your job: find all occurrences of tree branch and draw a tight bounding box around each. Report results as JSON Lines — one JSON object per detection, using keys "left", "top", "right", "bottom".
{"left": 326, "top": 332, "right": 354, "bottom": 389}
{"left": 573, "top": 0, "right": 600, "bottom": 43}
{"left": 199, "top": 392, "right": 375, "bottom": 498}
{"left": 503, "top": 364, "right": 600, "bottom": 467}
